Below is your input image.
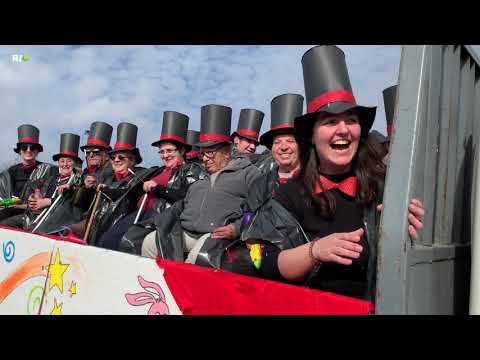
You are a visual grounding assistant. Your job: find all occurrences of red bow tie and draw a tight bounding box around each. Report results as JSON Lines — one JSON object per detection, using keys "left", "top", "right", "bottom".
{"left": 314, "top": 175, "right": 357, "bottom": 197}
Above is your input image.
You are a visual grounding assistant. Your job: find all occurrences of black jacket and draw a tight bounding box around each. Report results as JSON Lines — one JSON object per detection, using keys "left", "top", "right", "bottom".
{"left": 117, "top": 162, "right": 205, "bottom": 254}
{"left": 241, "top": 181, "right": 384, "bottom": 301}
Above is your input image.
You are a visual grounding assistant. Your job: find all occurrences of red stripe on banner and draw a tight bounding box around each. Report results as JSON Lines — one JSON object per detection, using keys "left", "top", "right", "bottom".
{"left": 307, "top": 89, "right": 356, "bottom": 114}
{"left": 159, "top": 135, "right": 186, "bottom": 144}
{"left": 199, "top": 133, "right": 231, "bottom": 143}
{"left": 114, "top": 143, "right": 135, "bottom": 151}
{"left": 19, "top": 137, "right": 38, "bottom": 143}
{"left": 87, "top": 138, "right": 108, "bottom": 148}
{"left": 59, "top": 150, "right": 78, "bottom": 158}
{"left": 387, "top": 125, "right": 392, "bottom": 137}
{"left": 237, "top": 129, "right": 259, "bottom": 139}
{"left": 270, "top": 123, "right": 294, "bottom": 131}
{"left": 0, "top": 225, "right": 86, "bottom": 245}
{"left": 156, "top": 258, "right": 373, "bottom": 315}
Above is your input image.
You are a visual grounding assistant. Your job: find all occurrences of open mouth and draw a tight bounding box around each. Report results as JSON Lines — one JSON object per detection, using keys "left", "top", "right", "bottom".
{"left": 330, "top": 140, "right": 351, "bottom": 151}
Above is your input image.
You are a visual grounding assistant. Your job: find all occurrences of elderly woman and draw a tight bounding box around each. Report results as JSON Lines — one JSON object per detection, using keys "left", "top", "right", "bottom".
{"left": 1, "top": 133, "right": 82, "bottom": 230}
{"left": 96, "top": 113, "right": 203, "bottom": 252}
{"left": 116, "top": 112, "right": 204, "bottom": 254}
{"left": 0, "top": 124, "right": 56, "bottom": 222}
{"left": 141, "top": 104, "right": 262, "bottom": 266}
{"left": 242, "top": 46, "right": 424, "bottom": 300}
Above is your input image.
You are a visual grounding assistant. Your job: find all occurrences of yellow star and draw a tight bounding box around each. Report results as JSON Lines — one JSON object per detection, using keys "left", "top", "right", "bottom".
{"left": 69, "top": 281, "right": 77, "bottom": 297}
{"left": 48, "top": 249, "right": 69, "bottom": 293}
{"left": 50, "top": 298, "right": 62, "bottom": 315}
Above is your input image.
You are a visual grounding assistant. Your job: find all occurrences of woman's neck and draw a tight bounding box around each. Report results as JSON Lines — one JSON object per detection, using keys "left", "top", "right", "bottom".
{"left": 278, "top": 164, "right": 300, "bottom": 178}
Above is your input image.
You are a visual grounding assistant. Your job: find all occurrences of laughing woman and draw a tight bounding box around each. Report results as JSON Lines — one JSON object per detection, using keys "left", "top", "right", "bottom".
{"left": 253, "top": 46, "right": 424, "bottom": 300}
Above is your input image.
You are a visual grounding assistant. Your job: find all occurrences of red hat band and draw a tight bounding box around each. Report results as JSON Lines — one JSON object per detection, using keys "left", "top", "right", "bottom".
{"left": 307, "top": 89, "right": 356, "bottom": 114}
{"left": 19, "top": 136, "right": 39, "bottom": 144}
{"left": 237, "top": 129, "right": 259, "bottom": 140}
{"left": 199, "top": 133, "right": 231, "bottom": 143}
{"left": 114, "top": 143, "right": 135, "bottom": 151}
{"left": 87, "top": 138, "right": 109, "bottom": 148}
{"left": 159, "top": 135, "right": 186, "bottom": 144}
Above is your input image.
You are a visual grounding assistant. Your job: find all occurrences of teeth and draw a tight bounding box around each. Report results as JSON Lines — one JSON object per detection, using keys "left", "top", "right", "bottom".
{"left": 332, "top": 140, "right": 350, "bottom": 145}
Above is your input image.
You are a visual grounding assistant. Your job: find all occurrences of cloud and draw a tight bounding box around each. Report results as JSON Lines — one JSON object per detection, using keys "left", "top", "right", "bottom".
{"left": 0, "top": 45, "right": 402, "bottom": 168}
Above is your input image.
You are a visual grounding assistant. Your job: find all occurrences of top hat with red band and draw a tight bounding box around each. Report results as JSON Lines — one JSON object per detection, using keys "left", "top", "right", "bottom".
{"left": 185, "top": 129, "right": 200, "bottom": 159}
{"left": 108, "top": 122, "right": 142, "bottom": 164}
{"left": 151, "top": 111, "right": 191, "bottom": 152}
{"left": 14, "top": 124, "right": 43, "bottom": 153}
{"left": 231, "top": 108, "right": 264, "bottom": 143}
{"left": 383, "top": 85, "right": 397, "bottom": 138}
{"left": 196, "top": 104, "right": 233, "bottom": 148}
{"left": 260, "top": 93, "right": 304, "bottom": 149}
{"left": 80, "top": 121, "right": 113, "bottom": 152}
{"left": 295, "top": 45, "right": 376, "bottom": 142}
{"left": 52, "top": 133, "right": 82, "bottom": 163}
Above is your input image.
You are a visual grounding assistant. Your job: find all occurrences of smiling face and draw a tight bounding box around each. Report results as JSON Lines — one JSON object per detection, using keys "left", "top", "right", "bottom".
{"left": 84, "top": 147, "right": 108, "bottom": 168}
{"left": 110, "top": 151, "right": 135, "bottom": 174}
{"left": 271, "top": 134, "right": 300, "bottom": 172}
{"left": 19, "top": 144, "right": 40, "bottom": 165}
{"left": 58, "top": 157, "right": 75, "bottom": 177}
{"left": 312, "top": 111, "right": 361, "bottom": 175}
{"left": 234, "top": 135, "right": 257, "bottom": 154}
{"left": 158, "top": 141, "right": 185, "bottom": 168}
{"left": 200, "top": 143, "right": 231, "bottom": 174}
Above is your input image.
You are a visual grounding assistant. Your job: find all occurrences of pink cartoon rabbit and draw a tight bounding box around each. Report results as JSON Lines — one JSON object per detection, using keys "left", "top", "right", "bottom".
{"left": 125, "top": 276, "right": 170, "bottom": 315}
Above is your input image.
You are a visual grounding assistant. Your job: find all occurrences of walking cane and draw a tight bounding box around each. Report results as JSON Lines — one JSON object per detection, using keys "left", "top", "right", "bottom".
{"left": 134, "top": 193, "right": 148, "bottom": 225}
{"left": 31, "top": 175, "right": 75, "bottom": 233}
{"left": 83, "top": 188, "right": 103, "bottom": 244}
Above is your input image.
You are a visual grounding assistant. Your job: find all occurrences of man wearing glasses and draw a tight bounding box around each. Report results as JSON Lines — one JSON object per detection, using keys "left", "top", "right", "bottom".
{"left": 0, "top": 124, "right": 56, "bottom": 222}
{"left": 141, "top": 104, "right": 262, "bottom": 267}
{"left": 80, "top": 121, "right": 115, "bottom": 188}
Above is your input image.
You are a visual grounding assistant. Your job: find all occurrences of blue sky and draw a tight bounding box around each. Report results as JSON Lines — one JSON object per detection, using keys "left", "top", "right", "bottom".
{"left": 0, "top": 45, "right": 403, "bottom": 168}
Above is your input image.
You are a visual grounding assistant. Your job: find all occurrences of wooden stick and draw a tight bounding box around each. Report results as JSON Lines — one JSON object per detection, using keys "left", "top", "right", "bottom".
{"left": 83, "top": 189, "right": 103, "bottom": 244}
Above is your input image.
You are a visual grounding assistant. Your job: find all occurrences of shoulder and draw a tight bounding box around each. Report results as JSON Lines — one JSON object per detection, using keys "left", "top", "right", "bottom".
{"left": 274, "top": 179, "right": 308, "bottom": 210}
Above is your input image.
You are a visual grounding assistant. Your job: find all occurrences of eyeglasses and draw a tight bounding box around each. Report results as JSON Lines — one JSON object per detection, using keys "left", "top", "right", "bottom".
{"left": 110, "top": 154, "right": 131, "bottom": 161}
{"left": 158, "top": 148, "right": 178, "bottom": 156}
{"left": 200, "top": 147, "right": 222, "bottom": 159}
{"left": 20, "top": 144, "right": 39, "bottom": 152}
{"left": 85, "top": 150, "right": 102, "bottom": 157}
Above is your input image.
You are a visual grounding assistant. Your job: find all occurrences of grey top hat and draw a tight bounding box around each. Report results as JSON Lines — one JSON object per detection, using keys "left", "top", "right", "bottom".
{"left": 260, "top": 93, "right": 304, "bottom": 149}
{"left": 295, "top": 45, "right": 376, "bottom": 141}
{"left": 80, "top": 121, "right": 113, "bottom": 151}
{"left": 231, "top": 108, "right": 265, "bottom": 143}
{"left": 185, "top": 130, "right": 200, "bottom": 158}
{"left": 52, "top": 133, "right": 82, "bottom": 162}
{"left": 108, "top": 122, "right": 142, "bottom": 164}
{"left": 196, "top": 104, "right": 232, "bottom": 148}
{"left": 151, "top": 111, "right": 191, "bottom": 152}
{"left": 14, "top": 124, "right": 43, "bottom": 153}
{"left": 383, "top": 85, "right": 398, "bottom": 137}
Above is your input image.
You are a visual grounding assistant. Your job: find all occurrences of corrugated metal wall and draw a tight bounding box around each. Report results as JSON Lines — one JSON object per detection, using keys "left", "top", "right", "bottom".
{"left": 375, "top": 45, "right": 480, "bottom": 314}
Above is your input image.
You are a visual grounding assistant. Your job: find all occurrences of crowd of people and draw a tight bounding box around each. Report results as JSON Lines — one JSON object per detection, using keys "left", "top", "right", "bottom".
{"left": 0, "top": 45, "right": 425, "bottom": 301}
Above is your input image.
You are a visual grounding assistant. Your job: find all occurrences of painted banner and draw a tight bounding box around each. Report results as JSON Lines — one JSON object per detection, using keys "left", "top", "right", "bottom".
{"left": 0, "top": 227, "right": 181, "bottom": 315}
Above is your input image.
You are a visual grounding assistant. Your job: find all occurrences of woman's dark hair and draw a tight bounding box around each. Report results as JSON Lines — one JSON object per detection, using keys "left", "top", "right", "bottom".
{"left": 297, "top": 119, "right": 387, "bottom": 219}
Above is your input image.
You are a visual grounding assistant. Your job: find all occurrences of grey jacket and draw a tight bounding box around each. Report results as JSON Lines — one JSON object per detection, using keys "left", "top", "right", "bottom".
{"left": 180, "top": 157, "right": 262, "bottom": 236}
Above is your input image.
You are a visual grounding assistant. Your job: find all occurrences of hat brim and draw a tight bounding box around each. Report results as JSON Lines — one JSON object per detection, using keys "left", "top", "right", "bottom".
{"left": 108, "top": 148, "right": 143, "bottom": 165}
{"left": 231, "top": 132, "right": 260, "bottom": 145}
{"left": 151, "top": 139, "right": 192, "bottom": 153}
{"left": 195, "top": 140, "right": 231, "bottom": 148}
{"left": 259, "top": 127, "right": 295, "bottom": 149}
{"left": 14, "top": 143, "right": 43, "bottom": 154}
{"left": 369, "top": 130, "right": 388, "bottom": 144}
{"left": 52, "top": 153, "right": 82, "bottom": 163}
{"left": 80, "top": 145, "right": 112, "bottom": 152}
{"left": 294, "top": 102, "right": 376, "bottom": 143}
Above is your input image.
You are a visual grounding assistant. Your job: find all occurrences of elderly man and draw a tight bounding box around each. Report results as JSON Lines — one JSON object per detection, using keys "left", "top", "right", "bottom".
{"left": 231, "top": 108, "right": 264, "bottom": 155}
{"left": 141, "top": 104, "right": 262, "bottom": 266}
{"left": 81, "top": 121, "right": 115, "bottom": 188}
{"left": 0, "top": 124, "right": 56, "bottom": 223}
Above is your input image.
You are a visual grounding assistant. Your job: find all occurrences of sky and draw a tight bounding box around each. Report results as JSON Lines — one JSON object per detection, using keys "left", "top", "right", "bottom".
{"left": 0, "top": 45, "right": 403, "bottom": 168}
